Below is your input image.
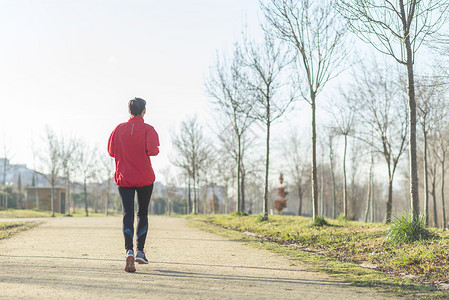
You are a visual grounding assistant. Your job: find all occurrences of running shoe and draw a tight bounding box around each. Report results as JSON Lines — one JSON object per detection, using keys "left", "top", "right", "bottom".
{"left": 135, "top": 250, "right": 148, "bottom": 264}
{"left": 125, "top": 249, "right": 136, "bottom": 272}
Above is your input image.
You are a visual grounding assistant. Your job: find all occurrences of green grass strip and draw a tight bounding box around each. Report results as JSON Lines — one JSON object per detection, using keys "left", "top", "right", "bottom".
{"left": 187, "top": 215, "right": 449, "bottom": 299}
{"left": 0, "top": 221, "right": 41, "bottom": 240}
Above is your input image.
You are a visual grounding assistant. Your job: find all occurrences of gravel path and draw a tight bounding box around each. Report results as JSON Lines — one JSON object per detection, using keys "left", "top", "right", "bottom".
{"left": 0, "top": 216, "right": 397, "bottom": 299}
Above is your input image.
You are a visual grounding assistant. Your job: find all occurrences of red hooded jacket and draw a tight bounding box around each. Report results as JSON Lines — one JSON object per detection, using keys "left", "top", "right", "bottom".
{"left": 108, "top": 116, "right": 159, "bottom": 187}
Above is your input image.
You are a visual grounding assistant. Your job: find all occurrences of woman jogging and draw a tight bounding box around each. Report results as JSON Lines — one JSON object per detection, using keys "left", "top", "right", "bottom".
{"left": 108, "top": 97, "right": 159, "bottom": 273}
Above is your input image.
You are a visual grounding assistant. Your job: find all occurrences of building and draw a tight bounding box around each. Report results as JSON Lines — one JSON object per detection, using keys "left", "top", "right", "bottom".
{"left": 0, "top": 158, "right": 48, "bottom": 187}
{"left": 25, "top": 187, "right": 67, "bottom": 213}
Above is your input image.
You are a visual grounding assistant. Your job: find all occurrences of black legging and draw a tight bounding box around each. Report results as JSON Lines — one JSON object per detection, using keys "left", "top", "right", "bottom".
{"left": 118, "top": 184, "right": 154, "bottom": 252}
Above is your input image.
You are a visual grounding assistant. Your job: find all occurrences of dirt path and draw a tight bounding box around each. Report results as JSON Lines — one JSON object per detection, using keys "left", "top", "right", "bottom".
{"left": 0, "top": 216, "right": 397, "bottom": 299}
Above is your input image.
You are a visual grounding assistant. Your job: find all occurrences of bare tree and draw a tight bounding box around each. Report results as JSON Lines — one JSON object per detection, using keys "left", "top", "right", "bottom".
{"left": 100, "top": 155, "right": 115, "bottom": 216}
{"left": 214, "top": 148, "right": 235, "bottom": 214}
{"left": 77, "top": 142, "right": 98, "bottom": 216}
{"left": 337, "top": 0, "right": 449, "bottom": 221}
{"left": 349, "top": 63, "right": 408, "bottom": 223}
{"left": 214, "top": 119, "right": 255, "bottom": 211}
{"left": 434, "top": 122, "right": 449, "bottom": 229}
{"left": 261, "top": 0, "right": 348, "bottom": 220}
{"left": 31, "top": 137, "right": 40, "bottom": 210}
{"left": 319, "top": 139, "right": 325, "bottom": 217}
{"left": 240, "top": 32, "right": 295, "bottom": 220}
{"left": 416, "top": 77, "right": 446, "bottom": 224}
{"left": 197, "top": 147, "right": 218, "bottom": 214}
{"left": 331, "top": 99, "right": 355, "bottom": 218}
{"left": 427, "top": 135, "right": 439, "bottom": 227}
{"left": 349, "top": 137, "right": 365, "bottom": 219}
{"left": 160, "top": 166, "right": 175, "bottom": 216}
{"left": 364, "top": 150, "right": 375, "bottom": 223}
{"left": 172, "top": 117, "right": 210, "bottom": 214}
{"left": 280, "top": 129, "right": 309, "bottom": 216}
{"left": 205, "top": 43, "right": 254, "bottom": 213}
{"left": 327, "top": 131, "right": 338, "bottom": 219}
{"left": 60, "top": 136, "right": 79, "bottom": 215}
{"left": 42, "top": 127, "right": 61, "bottom": 217}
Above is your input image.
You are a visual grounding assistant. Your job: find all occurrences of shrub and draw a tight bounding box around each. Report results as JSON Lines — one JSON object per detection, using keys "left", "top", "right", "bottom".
{"left": 309, "top": 216, "right": 329, "bottom": 227}
{"left": 231, "top": 211, "right": 249, "bottom": 217}
{"left": 256, "top": 214, "right": 269, "bottom": 223}
{"left": 337, "top": 213, "right": 347, "bottom": 222}
{"left": 385, "top": 213, "right": 437, "bottom": 245}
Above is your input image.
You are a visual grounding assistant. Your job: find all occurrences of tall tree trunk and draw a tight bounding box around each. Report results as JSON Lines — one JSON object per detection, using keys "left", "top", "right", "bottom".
{"left": 193, "top": 172, "right": 197, "bottom": 214}
{"left": 371, "top": 176, "right": 375, "bottom": 222}
{"left": 188, "top": 176, "right": 192, "bottom": 214}
{"left": 386, "top": 175, "right": 394, "bottom": 223}
{"left": 311, "top": 93, "right": 318, "bottom": 220}
{"left": 196, "top": 176, "right": 200, "bottom": 214}
{"left": 320, "top": 153, "right": 325, "bottom": 217}
{"left": 405, "top": 37, "right": 420, "bottom": 222}
{"left": 297, "top": 184, "right": 303, "bottom": 216}
{"left": 2, "top": 158, "right": 6, "bottom": 209}
{"left": 423, "top": 130, "right": 429, "bottom": 225}
{"left": 236, "top": 137, "right": 242, "bottom": 212}
{"left": 431, "top": 177, "right": 438, "bottom": 227}
{"left": 204, "top": 178, "right": 208, "bottom": 214}
{"left": 263, "top": 120, "right": 271, "bottom": 218}
{"left": 364, "top": 156, "right": 373, "bottom": 222}
{"left": 241, "top": 166, "right": 246, "bottom": 213}
{"left": 330, "top": 146, "right": 336, "bottom": 219}
{"left": 442, "top": 153, "right": 447, "bottom": 230}
{"left": 343, "top": 134, "right": 348, "bottom": 218}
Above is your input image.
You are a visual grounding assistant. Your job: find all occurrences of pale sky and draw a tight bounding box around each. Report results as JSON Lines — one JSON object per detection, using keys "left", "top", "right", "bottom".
{"left": 2, "top": 0, "right": 435, "bottom": 187}
{"left": 0, "top": 0, "right": 264, "bottom": 178}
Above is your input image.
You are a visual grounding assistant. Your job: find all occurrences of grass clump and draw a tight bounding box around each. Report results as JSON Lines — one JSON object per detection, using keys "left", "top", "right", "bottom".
{"left": 385, "top": 213, "right": 437, "bottom": 245}
{"left": 337, "top": 213, "right": 348, "bottom": 223}
{"left": 256, "top": 214, "right": 269, "bottom": 223}
{"left": 230, "top": 211, "right": 248, "bottom": 217}
{"left": 309, "top": 216, "right": 329, "bottom": 227}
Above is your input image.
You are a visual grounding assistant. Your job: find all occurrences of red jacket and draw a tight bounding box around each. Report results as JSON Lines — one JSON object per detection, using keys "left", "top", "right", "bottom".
{"left": 108, "top": 116, "right": 159, "bottom": 187}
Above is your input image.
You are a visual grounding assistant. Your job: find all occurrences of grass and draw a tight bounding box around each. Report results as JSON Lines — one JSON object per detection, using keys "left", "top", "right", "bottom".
{"left": 385, "top": 213, "right": 437, "bottom": 245}
{"left": 309, "top": 215, "right": 329, "bottom": 227}
{"left": 230, "top": 211, "right": 249, "bottom": 217}
{"left": 256, "top": 214, "right": 268, "bottom": 222}
{"left": 186, "top": 214, "right": 449, "bottom": 299}
{"left": 0, "top": 209, "right": 121, "bottom": 218}
{"left": 0, "top": 221, "right": 40, "bottom": 240}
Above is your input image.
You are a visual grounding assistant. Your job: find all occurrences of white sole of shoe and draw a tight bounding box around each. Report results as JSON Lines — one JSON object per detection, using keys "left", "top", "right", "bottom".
{"left": 135, "top": 258, "right": 148, "bottom": 264}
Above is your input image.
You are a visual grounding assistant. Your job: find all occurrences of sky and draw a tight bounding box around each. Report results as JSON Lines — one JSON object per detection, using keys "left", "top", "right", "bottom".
{"left": 2, "top": 0, "right": 437, "bottom": 187}
{"left": 0, "top": 0, "right": 266, "bottom": 179}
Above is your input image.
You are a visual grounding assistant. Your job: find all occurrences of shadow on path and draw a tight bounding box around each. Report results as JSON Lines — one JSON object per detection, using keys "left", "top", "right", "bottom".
{"left": 144, "top": 269, "right": 345, "bottom": 287}
{"left": 0, "top": 254, "right": 314, "bottom": 273}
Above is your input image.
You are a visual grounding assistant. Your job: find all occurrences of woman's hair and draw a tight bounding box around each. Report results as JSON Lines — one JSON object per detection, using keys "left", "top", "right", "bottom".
{"left": 128, "top": 97, "right": 146, "bottom": 116}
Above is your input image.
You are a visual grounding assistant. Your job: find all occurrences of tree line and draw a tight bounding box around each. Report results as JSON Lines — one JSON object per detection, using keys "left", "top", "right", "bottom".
{"left": 0, "top": 126, "right": 116, "bottom": 217}
{"left": 171, "top": 0, "right": 449, "bottom": 226}
{"left": 40, "top": 126, "right": 116, "bottom": 217}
